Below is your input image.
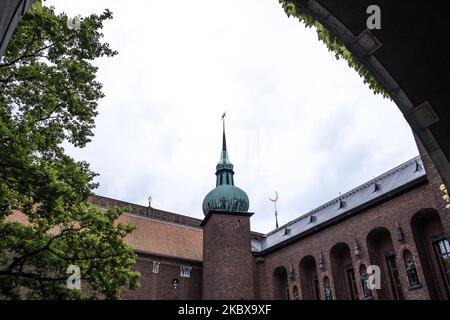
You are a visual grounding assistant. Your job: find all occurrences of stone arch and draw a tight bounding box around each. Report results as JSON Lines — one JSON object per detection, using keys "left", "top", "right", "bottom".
{"left": 411, "top": 208, "right": 450, "bottom": 299}
{"left": 254, "top": 258, "right": 266, "bottom": 300}
{"left": 272, "top": 266, "right": 289, "bottom": 300}
{"left": 299, "top": 255, "right": 320, "bottom": 300}
{"left": 330, "top": 242, "right": 358, "bottom": 300}
{"left": 366, "top": 227, "right": 404, "bottom": 300}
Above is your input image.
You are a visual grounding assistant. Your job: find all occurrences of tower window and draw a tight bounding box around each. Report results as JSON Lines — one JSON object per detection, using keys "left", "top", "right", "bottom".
{"left": 226, "top": 174, "right": 230, "bottom": 185}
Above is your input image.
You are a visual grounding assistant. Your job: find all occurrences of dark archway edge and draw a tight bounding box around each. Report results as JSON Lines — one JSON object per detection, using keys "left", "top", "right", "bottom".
{"left": 291, "top": 0, "right": 450, "bottom": 187}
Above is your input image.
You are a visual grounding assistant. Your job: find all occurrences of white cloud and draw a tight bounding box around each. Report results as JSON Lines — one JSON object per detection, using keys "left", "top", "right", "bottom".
{"left": 51, "top": 0, "right": 418, "bottom": 233}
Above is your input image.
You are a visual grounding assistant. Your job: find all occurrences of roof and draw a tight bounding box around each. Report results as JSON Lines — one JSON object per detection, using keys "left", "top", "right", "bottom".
{"left": 90, "top": 195, "right": 202, "bottom": 228}
{"left": 90, "top": 195, "right": 203, "bottom": 262}
{"left": 252, "top": 156, "right": 426, "bottom": 253}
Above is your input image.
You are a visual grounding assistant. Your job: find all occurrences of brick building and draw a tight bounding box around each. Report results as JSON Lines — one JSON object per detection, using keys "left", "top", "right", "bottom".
{"left": 91, "top": 124, "right": 450, "bottom": 300}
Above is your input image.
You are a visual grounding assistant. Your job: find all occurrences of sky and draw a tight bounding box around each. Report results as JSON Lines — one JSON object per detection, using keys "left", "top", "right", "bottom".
{"left": 48, "top": 0, "right": 419, "bottom": 233}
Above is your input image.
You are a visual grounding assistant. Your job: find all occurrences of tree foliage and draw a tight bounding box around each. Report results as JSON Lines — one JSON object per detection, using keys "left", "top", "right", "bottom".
{"left": 0, "top": 3, "right": 139, "bottom": 299}
{"left": 278, "top": 0, "right": 390, "bottom": 98}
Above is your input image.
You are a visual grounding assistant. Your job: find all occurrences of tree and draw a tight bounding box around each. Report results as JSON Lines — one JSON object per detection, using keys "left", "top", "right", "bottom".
{"left": 0, "top": 3, "right": 139, "bottom": 299}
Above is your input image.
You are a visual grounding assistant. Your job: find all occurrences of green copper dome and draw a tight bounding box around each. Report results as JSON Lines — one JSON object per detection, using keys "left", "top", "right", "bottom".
{"left": 202, "top": 185, "right": 250, "bottom": 215}
{"left": 202, "top": 114, "right": 250, "bottom": 215}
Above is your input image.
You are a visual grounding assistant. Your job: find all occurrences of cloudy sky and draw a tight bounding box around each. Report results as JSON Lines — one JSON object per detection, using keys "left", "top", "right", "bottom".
{"left": 49, "top": 0, "right": 419, "bottom": 233}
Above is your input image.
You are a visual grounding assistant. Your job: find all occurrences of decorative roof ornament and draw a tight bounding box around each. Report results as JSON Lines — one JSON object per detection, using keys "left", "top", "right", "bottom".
{"left": 269, "top": 191, "right": 279, "bottom": 229}
{"left": 148, "top": 195, "right": 152, "bottom": 208}
{"left": 373, "top": 182, "right": 381, "bottom": 192}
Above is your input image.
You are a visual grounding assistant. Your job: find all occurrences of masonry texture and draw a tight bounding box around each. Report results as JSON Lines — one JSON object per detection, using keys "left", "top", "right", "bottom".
{"left": 201, "top": 211, "right": 255, "bottom": 299}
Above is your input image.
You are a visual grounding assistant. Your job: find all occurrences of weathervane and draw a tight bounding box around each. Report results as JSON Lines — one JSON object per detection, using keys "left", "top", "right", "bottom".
{"left": 221, "top": 111, "right": 227, "bottom": 129}
{"left": 269, "top": 191, "right": 279, "bottom": 228}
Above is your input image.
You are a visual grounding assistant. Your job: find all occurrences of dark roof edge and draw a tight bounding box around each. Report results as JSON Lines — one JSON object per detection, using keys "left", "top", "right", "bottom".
{"left": 90, "top": 194, "right": 203, "bottom": 227}
{"left": 253, "top": 174, "right": 427, "bottom": 256}
{"left": 201, "top": 209, "right": 254, "bottom": 227}
{"left": 134, "top": 249, "right": 203, "bottom": 265}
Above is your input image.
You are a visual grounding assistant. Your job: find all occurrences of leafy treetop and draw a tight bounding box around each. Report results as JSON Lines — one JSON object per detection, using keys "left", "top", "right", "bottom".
{"left": 0, "top": 3, "right": 139, "bottom": 299}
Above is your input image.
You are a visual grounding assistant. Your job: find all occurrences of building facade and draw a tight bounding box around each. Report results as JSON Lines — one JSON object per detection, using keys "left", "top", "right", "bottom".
{"left": 91, "top": 130, "right": 450, "bottom": 300}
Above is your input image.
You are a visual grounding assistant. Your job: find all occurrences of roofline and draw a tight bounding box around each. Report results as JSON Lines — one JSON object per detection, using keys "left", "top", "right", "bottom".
{"left": 90, "top": 194, "right": 203, "bottom": 227}
{"left": 122, "top": 212, "right": 203, "bottom": 231}
{"left": 134, "top": 249, "right": 203, "bottom": 264}
{"left": 253, "top": 173, "right": 427, "bottom": 256}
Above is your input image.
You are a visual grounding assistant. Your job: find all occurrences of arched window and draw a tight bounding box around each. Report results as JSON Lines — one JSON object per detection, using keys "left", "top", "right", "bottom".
{"left": 273, "top": 266, "right": 289, "bottom": 300}
{"left": 366, "top": 227, "right": 404, "bottom": 300}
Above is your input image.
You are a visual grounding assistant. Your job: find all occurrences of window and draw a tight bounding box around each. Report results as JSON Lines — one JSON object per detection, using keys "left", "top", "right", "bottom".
{"left": 385, "top": 251, "right": 404, "bottom": 300}
{"left": 373, "top": 182, "right": 380, "bottom": 192}
{"left": 226, "top": 174, "right": 229, "bottom": 185}
{"left": 346, "top": 265, "right": 359, "bottom": 300}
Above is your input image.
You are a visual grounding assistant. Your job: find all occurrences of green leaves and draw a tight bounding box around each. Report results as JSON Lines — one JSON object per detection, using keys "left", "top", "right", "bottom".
{"left": 0, "top": 5, "right": 138, "bottom": 299}
{"left": 278, "top": 0, "right": 390, "bottom": 99}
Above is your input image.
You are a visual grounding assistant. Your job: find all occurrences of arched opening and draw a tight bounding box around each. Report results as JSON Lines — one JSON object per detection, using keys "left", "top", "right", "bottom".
{"left": 411, "top": 209, "right": 450, "bottom": 299}
{"left": 272, "top": 266, "right": 289, "bottom": 300}
{"left": 366, "top": 227, "right": 404, "bottom": 300}
{"left": 299, "top": 255, "right": 320, "bottom": 300}
{"left": 330, "top": 242, "right": 358, "bottom": 300}
{"left": 254, "top": 258, "right": 266, "bottom": 300}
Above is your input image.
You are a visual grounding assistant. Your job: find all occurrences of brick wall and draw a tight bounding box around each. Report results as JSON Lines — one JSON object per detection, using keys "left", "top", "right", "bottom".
{"left": 202, "top": 212, "right": 255, "bottom": 299}
{"left": 121, "top": 253, "right": 202, "bottom": 300}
